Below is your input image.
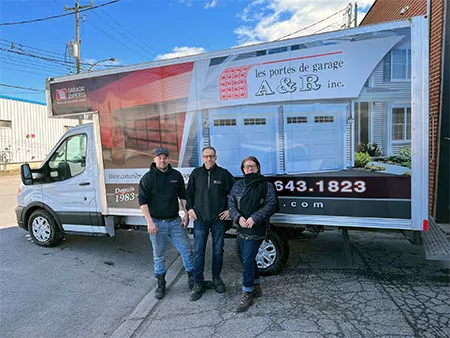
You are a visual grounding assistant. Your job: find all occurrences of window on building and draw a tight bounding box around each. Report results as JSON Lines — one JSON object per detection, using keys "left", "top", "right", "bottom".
{"left": 392, "top": 107, "right": 411, "bottom": 141}
{"left": 0, "top": 119, "right": 12, "bottom": 128}
{"left": 391, "top": 48, "right": 411, "bottom": 80}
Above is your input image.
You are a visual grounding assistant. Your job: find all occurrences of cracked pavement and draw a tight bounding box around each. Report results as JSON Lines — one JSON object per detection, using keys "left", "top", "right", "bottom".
{"left": 130, "top": 230, "right": 450, "bottom": 338}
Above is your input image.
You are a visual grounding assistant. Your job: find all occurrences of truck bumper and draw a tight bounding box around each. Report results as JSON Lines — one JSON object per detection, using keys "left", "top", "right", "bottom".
{"left": 15, "top": 206, "right": 26, "bottom": 230}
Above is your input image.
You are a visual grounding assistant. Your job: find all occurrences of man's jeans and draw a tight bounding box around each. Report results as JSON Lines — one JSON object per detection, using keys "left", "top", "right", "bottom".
{"left": 149, "top": 217, "right": 193, "bottom": 277}
{"left": 193, "top": 219, "right": 225, "bottom": 283}
{"left": 239, "top": 238, "right": 261, "bottom": 292}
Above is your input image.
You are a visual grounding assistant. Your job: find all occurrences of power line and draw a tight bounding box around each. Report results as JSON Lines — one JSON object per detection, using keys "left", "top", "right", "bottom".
{"left": 0, "top": 84, "right": 45, "bottom": 92}
{"left": 0, "top": 0, "right": 120, "bottom": 26}
{"left": 274, "top": 7, "right": 348, "bottom": 41}
{"left": 0, "top": 39, "right": 66, "bottom": 59}
{"left": 0, "top": 65, "right": 56, "bottom": 76}
{"left": 97, "top": 8, "right": 159, "bottom": 55}
{"left": 84, "top": 20, "right": 149, "bottom": 59}
{"left": 0, "top": 46, "right": 111, "bottom": 68}
{"left": 90, "top": 10, "right": 153, "bottom": 57}
{"left": 0, "top": 92, "right": 44, "bottom": 95}
{"left": 313, "top": 21, "right": 346, "bottom": 35}
{"left": 0, "top": 47, "right": 74, "bottom": 66}
{"left": 0, "top": 55, "right": 67, "bottom": 74}
{"left": 0, "top": 40, "right": 118, "bottom": 72}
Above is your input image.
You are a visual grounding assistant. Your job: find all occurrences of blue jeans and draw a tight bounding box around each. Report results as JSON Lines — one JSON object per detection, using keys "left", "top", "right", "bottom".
{"left": 149, "top": 217, "right": 193, "bottom": 277}
{"left": 239, "top": 238, "right": 261, "bottom": 292}
{"left": 193, "top": 219, "right": 225, "bottom": 283}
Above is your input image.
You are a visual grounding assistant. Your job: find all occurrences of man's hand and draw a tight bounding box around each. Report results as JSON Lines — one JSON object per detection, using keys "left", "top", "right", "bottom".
{"left": 147, "top": 221, "right": 158, "bottom": 235}
{"left": 188, "top": 209, "right": 197, "bottom": 220}
{"left": 182, "top": 213, "right": 189, "bottom": 228}
{"left": 219, "top": 209, "right": 230, "bottom": 220}
{"left": 245, "top": 217, "right": 255, "bottom": 228}
{"left": 238, "top": 216, "right": 247, "bottom": 228}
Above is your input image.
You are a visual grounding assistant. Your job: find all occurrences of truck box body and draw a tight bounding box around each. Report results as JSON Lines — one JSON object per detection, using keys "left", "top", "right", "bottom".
{"left": 17, "top": 17, "right": 430, "bottom": 253}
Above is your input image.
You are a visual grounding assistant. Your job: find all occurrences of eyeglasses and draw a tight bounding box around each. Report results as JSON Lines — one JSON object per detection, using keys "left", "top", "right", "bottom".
{"left": 202, "top": 154, "right": 216, "bottom": 159}
{"left": 243, "top": 164, "right": 257, "bottom": 169}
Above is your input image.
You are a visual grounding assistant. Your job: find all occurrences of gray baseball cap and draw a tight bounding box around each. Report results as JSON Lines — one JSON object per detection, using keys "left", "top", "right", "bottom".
{"left": 154, "top": 147, "right": 169, "bottom": 156}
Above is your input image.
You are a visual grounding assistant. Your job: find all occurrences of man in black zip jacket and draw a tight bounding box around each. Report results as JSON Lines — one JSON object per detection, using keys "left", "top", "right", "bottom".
{"left": 139, "top": 147, "right": 194, "bottom": 300}
{"left": 186, "top": 146, "right": 235, "bottom": 301}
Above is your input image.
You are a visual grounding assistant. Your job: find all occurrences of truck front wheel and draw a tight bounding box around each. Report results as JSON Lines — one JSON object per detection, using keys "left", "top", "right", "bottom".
{"left": 28, "top": 209, "right": 63, "bottom": 247}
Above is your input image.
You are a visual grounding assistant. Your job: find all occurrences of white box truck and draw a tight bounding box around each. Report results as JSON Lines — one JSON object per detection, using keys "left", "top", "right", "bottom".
{"left": 16, "top": 16, "right": 435, "bottom": 274}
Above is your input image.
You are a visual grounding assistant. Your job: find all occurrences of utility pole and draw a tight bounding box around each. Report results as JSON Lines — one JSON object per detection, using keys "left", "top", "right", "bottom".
{"left": 346, "top": 3, "right": 352, "bottom": 28}
{"left": 65, "top": 1, "right": 93, "bottom": 74}
{"left": 354, "top": 2, "right": 358, "bottom": 27}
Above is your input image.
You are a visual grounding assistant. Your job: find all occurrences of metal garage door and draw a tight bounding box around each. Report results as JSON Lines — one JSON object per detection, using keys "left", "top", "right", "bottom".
{"left": 209, "top": 112, "right": 276, "bottom": 176}
{"left": 285, "top": 112, "right": 344, "bottom": 172}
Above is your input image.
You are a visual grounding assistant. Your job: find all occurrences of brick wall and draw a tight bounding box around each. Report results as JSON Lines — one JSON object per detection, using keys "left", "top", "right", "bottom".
{"left": 361, "top": 0, "right": 445, "bottom": 217}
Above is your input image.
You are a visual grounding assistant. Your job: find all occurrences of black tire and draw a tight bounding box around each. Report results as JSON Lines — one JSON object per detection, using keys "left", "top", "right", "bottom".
{"left": 28, "top": 209, "right": 63, "bottom": 247}
{"left": 235, "top": 230, "right": 289, "bottom": 276}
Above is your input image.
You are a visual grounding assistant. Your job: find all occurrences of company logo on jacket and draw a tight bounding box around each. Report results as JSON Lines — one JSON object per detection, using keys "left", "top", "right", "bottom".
{"left": 213, "top": 180, "right": 222, "bottom": 184}
{"left": 170, "top": 179, "right": 178, "bottom": 183}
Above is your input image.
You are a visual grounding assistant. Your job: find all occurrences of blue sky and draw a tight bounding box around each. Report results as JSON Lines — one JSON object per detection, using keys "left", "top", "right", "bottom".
{"left": 0, "top": 0, "right": 375, "bottom": 103}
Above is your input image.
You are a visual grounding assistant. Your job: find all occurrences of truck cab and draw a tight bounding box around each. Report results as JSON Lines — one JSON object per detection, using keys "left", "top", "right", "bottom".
{"left": 16, "top": 123, "right": 106, "bottom": 247}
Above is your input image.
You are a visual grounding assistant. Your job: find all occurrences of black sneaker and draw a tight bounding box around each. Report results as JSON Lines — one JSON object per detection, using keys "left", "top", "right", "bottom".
{"left": 213, "top": 276, "right": 226, "bottom": 293}
{"left": 190, "top": 283, "right": 204, "bottom": 301}
{"left": 235, "top": 291, "right": 253, "bottom": 312}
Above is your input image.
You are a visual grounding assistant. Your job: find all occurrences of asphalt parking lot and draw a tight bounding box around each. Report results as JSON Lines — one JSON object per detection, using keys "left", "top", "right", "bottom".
{"left": 114, "top": 230, "right": 450, "bottom": 338}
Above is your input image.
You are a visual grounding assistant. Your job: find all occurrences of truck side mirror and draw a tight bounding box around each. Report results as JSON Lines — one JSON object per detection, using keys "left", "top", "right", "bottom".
{"left": 21, "top": 163, "right": 33, "bottom": 185}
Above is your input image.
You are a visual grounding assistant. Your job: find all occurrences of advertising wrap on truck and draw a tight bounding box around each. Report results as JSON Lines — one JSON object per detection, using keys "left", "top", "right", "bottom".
{"left": 47, "top": 17, "right": 429, "bottom": 230}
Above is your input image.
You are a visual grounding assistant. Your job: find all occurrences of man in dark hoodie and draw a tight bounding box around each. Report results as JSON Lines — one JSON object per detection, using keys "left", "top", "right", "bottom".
{"left": 138, "top": 147, "right": 194, "bottom": 300}
{"left": 186, "top": 146, "right": 234, "bottom": 301}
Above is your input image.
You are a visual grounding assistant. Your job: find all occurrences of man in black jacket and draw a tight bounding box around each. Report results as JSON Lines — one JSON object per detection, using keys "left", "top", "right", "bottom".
{"left": 138, "top": 147, "right": 194, "bottom": 300}
{"left": 186, "top": 146, "right": 234, "bottom": 301}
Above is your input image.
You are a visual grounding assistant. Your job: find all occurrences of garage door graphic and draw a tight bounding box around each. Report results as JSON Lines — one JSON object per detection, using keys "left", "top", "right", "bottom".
{"left": 285, "top": 111, "right": 344, "bottom": 173}
{"left": 209, "top": 112, "right": 276, "bottom": 176}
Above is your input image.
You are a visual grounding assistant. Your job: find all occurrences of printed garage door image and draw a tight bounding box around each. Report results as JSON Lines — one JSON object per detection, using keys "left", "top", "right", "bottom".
{"left": 208, "top": 108, "right": 345, "bottom": 176}
{"left": 285, "top": 111, "right": 344, "bottom": 173}
{"left": 209, "top": 110, "right": 276, "bottom": 176}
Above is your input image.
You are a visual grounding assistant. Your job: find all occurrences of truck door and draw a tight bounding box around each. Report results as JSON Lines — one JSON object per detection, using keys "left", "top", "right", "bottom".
{"left": 42, "top": 133, "right": 102, "bottom": 233}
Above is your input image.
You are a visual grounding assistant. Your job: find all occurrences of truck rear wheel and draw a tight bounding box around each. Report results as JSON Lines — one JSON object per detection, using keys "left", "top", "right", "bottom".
{"left": 236, "top": 230, "right": 289, "bottom": 276}
{"left": 28, "top": 209, "right": 63, "bottom": 247}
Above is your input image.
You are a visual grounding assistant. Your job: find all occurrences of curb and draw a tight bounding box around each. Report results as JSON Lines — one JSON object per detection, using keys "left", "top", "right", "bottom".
{"left": 110, "top": 255, "right": 184, "bottom": 338}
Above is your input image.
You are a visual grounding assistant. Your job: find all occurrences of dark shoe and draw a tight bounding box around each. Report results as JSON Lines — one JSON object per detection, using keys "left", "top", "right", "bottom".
{"left": 186, "top": 271, "right": 194, "bottom": 290}
{"left": 213, "top": 276, "right": 226, "bottom": 293}
{"left": 235, "top": 291, "right": 253, "bottom": 312}
{"left": 252, "top": 284, "right": 262, "bottom": 298}
{"left": 203, "top": 280, "right": 215, "bottom": 290}
{"left": 155, "top": 274, "right": 166, "bottom": 300}
{"left": 190, "top": 283, "right": 205, "bottom": 301}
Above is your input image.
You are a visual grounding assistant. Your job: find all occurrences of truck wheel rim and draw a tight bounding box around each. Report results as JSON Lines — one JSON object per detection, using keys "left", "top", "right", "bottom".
{"left": 257, "top": 239, "right": 276, "bottom": 269}
{"left": 32, "top": 216, "right": 51, "bottom": 242}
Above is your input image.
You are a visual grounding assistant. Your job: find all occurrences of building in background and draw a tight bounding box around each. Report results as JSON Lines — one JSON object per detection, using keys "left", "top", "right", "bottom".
{"left": 0, "top": 96, "right": 78, "bottom": 169}
{"left": 360, "top": 0, "right": 448, "bottom": 222}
